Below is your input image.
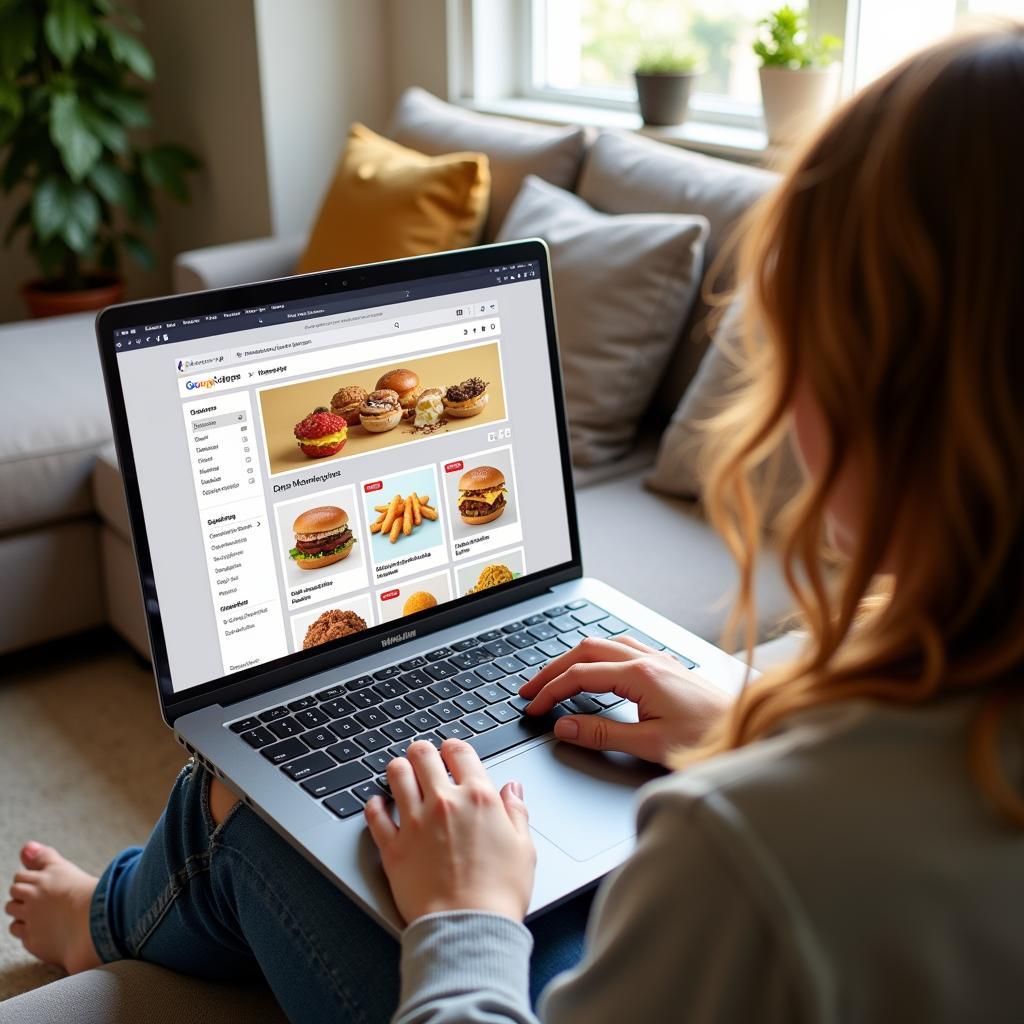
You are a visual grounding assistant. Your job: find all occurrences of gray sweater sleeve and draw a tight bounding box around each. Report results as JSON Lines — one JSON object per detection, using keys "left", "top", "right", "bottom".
{"left": 391, "top": 785, "right": 799, "bottom": 1024}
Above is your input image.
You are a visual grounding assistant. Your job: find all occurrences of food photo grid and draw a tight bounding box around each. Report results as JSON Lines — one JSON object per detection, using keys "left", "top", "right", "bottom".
{"left": 271, "top": 484, "right": 369, "bottom": 611}
{"left": 441, "top": 445, "right": 523, "bottom": 562}
{"left": 289, "top": 590, "right": 374, "bottom": 652}
{"left": 374, "top": 568, "right": 455, "bottom": 624}
{"left": 256, "top": 341, "right": 507, "bottom": 476}
{"left": 454, "top": 547, "right": 526, "bottom": 598}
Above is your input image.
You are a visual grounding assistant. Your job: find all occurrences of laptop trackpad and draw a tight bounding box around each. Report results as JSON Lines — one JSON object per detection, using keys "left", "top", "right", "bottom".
{"left": 485, "top": 741, "right": 661, "bottom": 863}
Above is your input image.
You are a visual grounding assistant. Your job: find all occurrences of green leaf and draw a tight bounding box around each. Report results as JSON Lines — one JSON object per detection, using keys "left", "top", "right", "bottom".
{"left": 101, "top": 23, "right": 154, "bottom": 80}
{"left": 0, "top": 80, "right": 21, "bottom": 118}
{"left": 0, "top": 9, "right": 37, "bottom": 76}
{"left": 91, "top": 84, "right": 150, "bottom": 128}
{"left": 31, "top": 175, "right": 100, "bottom": 251}
{"left": 88, "top": 160, "right": 131, "bottom": 205}
{"left": 122, "top": 231, "right": 154, "bottom": 270}
{"left": 31, "top": 177, "right": 67, "bottom": 240}
{"left": 50, "top": 91, "right": 102, "bottom": 181}
{"left": 43, "top": 0, "right": 97, "bottom": 68}
{"left": 81, "top": 100, "right": 127, "bottom": 153}
{"left": 141, "top": 142, "right": 200, "bottom": 201}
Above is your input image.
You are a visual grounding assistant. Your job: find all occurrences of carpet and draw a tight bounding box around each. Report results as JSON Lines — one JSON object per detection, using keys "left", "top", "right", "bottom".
{"left": 0, "top": 634, "right": 184, "bottom": 1001}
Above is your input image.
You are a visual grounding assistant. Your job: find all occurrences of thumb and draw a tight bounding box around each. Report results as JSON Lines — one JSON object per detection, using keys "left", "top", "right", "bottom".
{"left": 554, "top": 715, "right": 661, "bottom": 761}
{"left": 499, "top": 780, "right": 530, "bottom": 835}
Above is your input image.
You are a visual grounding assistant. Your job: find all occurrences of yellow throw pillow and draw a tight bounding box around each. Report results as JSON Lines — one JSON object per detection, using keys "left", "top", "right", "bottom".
{"left": 295, "top": 123, "right": 490, "bottom": 274}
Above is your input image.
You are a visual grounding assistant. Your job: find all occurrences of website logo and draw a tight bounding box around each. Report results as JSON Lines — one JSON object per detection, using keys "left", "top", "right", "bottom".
{"left": 381, "top": 629, "right": 416, "bottom": 649}
{"left": 184, "top": 373, "right": 242, "bottom": 391}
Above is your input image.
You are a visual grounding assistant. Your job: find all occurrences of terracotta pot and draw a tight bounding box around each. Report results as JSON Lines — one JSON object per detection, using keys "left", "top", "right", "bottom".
{"left": 759, "top": 64, "right": 840, "bottom": 145}
{"left": 635, "top": 71, "right": 699, "bottom": 127}
{"left": 21, "top": 275, "right": 125, "bottom": 318}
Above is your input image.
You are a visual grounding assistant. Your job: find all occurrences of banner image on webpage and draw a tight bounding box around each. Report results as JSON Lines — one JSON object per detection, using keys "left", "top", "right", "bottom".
{"left": 454, "top": 547, "right": 526, "bottom": 598}
{"left": 271, "top": 484, "right": 370, "bottom": 612}
{"left": 441, "top": 445, "right": 523, "bottom": 562}
{"left": 375, "top": 568, "right": 455, "bottom": 624}
{"left": 256, "top": 341, "right": 507, "bottom": 476}
{"left": 290, "top": 591, "right": 375, "bottom": 653}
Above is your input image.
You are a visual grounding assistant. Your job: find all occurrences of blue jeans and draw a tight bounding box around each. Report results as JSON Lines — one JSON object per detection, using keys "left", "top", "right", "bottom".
{"left": 89, "top": 761, "right": 590, "bottom": 1023}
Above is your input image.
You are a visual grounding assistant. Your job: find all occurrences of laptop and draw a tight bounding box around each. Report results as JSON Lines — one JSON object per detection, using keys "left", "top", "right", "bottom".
{"left": 97, "top": 239, "right": 747, "bottom": 934}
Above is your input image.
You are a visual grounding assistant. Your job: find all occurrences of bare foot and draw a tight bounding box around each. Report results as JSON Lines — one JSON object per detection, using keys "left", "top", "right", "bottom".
{"left": 4, "top": 841, "right": 102, "bottom": 974}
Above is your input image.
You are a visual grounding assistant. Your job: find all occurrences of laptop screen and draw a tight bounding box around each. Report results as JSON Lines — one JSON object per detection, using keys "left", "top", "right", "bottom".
{"left": 109, "top": 251, "right": 574, "bottom": 696}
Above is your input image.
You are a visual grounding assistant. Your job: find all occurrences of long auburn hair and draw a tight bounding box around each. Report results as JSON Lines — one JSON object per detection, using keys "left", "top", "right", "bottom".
{"left": 691, "top": 25, "right": 1024, "bottom": 823}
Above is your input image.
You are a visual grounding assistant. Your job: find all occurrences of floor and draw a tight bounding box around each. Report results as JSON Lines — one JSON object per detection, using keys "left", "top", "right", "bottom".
{"left": 0, "top": 634, "right": 184, "bottom": 1002}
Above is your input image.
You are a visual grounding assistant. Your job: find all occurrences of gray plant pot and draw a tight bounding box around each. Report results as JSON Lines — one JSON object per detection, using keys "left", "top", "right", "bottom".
{"left": 635, "top": 71, "right": 698, "bottom": 126}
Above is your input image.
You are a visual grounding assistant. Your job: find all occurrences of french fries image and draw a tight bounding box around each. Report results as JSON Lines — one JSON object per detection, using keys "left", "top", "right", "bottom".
{"left": 371, "top": 492, "right": 440, "bottom": 544}
{"left": 402, "top": 497, "right": 413, "bottom": 536}
{"left": 411, "top": 492, "right": 422, "bottom": 527}
{"left": 389, "top": 518, "right": 403, "bottom": 543}
{"left": 380, "top": 494, "right": 402, "bottom": 534}
{"left": 419, "top": 504, "right": 438, "bottom": 521}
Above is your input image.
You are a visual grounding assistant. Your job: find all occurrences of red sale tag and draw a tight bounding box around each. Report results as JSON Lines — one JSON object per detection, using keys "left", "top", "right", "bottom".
{"left": 364, "top": 480, "right": 383, "bottom": 493}
{"left": 444, "top": 460, "right": 464, "bottom": 473}
{"left": 380, "top": 589, "right": 399, "bottom": 601}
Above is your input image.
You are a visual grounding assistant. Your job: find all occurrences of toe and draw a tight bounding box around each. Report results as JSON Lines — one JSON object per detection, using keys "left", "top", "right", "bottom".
{"left": 10, "top": 882, "right": 34, "bottom": 901}
{"left": 5, "top": 899, "right": 24, "bottom": 919}
{"left": 14, "top": 871, "right": 39, "bottom": 886}
{"left": 20, "top": 842, "right": 56, "bottom": 869}
{"left": 9, "top": 919, "right": 26, "bottom": 939}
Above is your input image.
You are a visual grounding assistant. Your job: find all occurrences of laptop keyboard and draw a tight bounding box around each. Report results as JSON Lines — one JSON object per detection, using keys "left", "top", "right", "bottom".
{"left": 227, "top": 601, "right": 698, "bottom": 820}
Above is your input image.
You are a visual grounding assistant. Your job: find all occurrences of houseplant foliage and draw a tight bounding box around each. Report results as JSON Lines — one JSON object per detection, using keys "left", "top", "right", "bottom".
{"left": 0, "top": 0, "right": 200, "bottom": 314}
{"left": 753, "top": 5, "right": 841, "bottom": 145}
{"left": 634, "top": 45, "right": 704, "bottom": 127}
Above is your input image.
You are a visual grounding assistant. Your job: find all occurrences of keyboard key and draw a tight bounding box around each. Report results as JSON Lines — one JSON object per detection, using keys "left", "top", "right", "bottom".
{"left": 667, "top": 650, "right": 698, "bottom": 670}
{"left": 355, "top": 707, "right": 387, "bottom": 730}
{"left": 258, "top": 705, "right": 290, "bottom": 723}
{"left": 497, "top": 677, "right": 522, "bottom": 695}
{"left": 302, "top": 727, "right": 336, "bottom": 749}
{"left": 314, "top": 684, "right": 345, "bottom": 702}
{"left": 559, "top": 629, "right": 586, "bottom": 647}
{"left": 381, "top": 698, "right": 415, "bottom": 720}
{"left": 240, "top": 726, "right": 275, "bottom": 748}
{"left": 301, "top": 762, "right": 371, "bottom": 798}
{"left": 425, "top": 661, "right": 458, "bottom": 681}
{"left": 295, "top": 707, "right": 330, "bottom": 729}
{"left": 449, "top": 651, "right": 482, "bottom": 671}
{"left": 464, "top": 712, "right": 497, "bottom": 733}
{"left": 472, "top": 683, "right": 507, "bottom": 705}
{"left": 404, "top": 709, "right": 441, "bottom": 732}
{"left": 527, "top": 624, "right": 557, "bottom": 642}
{"left": 355, "top": 729, "right": 388, "bottom": 752}
{"left": 549, "top": 615, "right": 577, "bottom": 633}
{"left": 327, "top": 740, "right": 362, "bottom": 763}
{"left": 566, "top": 599, "right": 587, "bottom": 610}
{"left": 537, "top": 639, "right": 569, "bottom": 659}
{"left": 328, "top": 717, "right": 363, "bottom": 740}
{"left": 452, "top": 670, "right": 482, "bottom": 691}
{"left": 453, "top": 693, "right": 485, "bottom": 713}
{"left": 578, "top": 623, "right": 607, "bottom": 639}
{"left": 570, "top": 604, "right": 607, "bottom": 625}
{"left": 323, "top": 790, "right": 363, "bottom": 819}
{"left": 501, "top": 620, "right": 526, "bottom": 633}
{"left": 362, "top": 751, "right": 394, "bottom": 773}
{"left": 508, "top": 695, "right": 532, "bottom": 712}
{"left": 429, "top": 680, "right": 460, "bottom": 699}
{"left": 281, "top": 750, "right": 334, "bottom": 781}
{"left": 373, "top": 665, "right": 403, "bottom": 681}
{"left": 475, "top": 629, "right": 502, "bottom": 643}
{"left": 591, "top": 692, "right": 624, "bottom": 708}
{"left": 523, "top": 614, "right": 545, "bottom": 626}
{"left": 353, "top": 780, "right": 388, "bottom": 803}
{"left": 467, "top": 717, "right": 551, "bottom": 760}
{"left": 566, "top": 695, "right": 602, "bottom": 715}
{"left": 426, "top": 646, "right": 455, "bottom": 661}
{"left": 483, "top": 640, "right": 515, "bottom": 658}
{"left": 437, "top": 722, "right": 474, "bottom": 741}
{"left": 399, "top": 656, "right": 427, "bottom": 670}
{"left": 543, "top": 605, "right": 569, "bottom": 618}
{"left": 505, "top": 631, "right": 534, "bottom": 649}
{"left": 406, "top": 689, "right": 439, "bottom": 709}
{"left": 499, "top": 655, "right": 530, "bottom": 674}
{"left": 514, "top": 648, "right": 545, "bottom": 667}
{"left": 344, "top": 675, "right": 375, "bottom": 691}
{"left": 600, "top": 617, "right": 629, "bottom": 636}
{"left": 431, "top": 700, "right": 463, "bottom": 722}
{"left": 414, "top": 731, "right": 444, "bottom": 749}
{"left": 287, "top": 696, "right": 316, "bottom": 712}
{"left": 261, "top": 737, "right": 308, "bottom": 765}
{"left": 450, "top": 638, "right": 478, "bottom": 651}
{"left": 622, "top": 629, "right": 663, "bottom": 650}
{"left": 381, "top": 720, "right": 415, "bottom": 742}
{"left": 474, "top": 663, "right": 506, "bottom": 683}
{"left": 229, "top": 716, "right": 261, "bottom": 733}
{"left": 373, "top": 679, "right": 408, "bottom": 699}
{"left": 487, "top": 702, "right": 521, "bottom": 723}
{"left": 401, "top": 668, "right": 432, "bottom": 689}
{"left": 388, "top": 738, "right": 414, "bottom": 758}
{"left": 347, "top": 689, "right": 383, "bottom": 709}
{"left": 267, "top": 716, "right": 302, "bottom": 739}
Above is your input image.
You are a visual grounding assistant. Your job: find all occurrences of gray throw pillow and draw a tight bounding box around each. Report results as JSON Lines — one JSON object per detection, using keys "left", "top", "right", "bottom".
{"left": 497, "top": 175, "right": 709, "bottom": 467}
{"left": 389, "top": 88, "right": 588, "bottom": 241}
{"left": 647, "top": 302, "right": 804, "bottom": 526}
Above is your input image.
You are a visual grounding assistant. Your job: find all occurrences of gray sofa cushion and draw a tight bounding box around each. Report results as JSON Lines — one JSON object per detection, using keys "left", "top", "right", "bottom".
{"left": 498, "top": 175, "right": 708, "bottom": 466}
{"left": 389, "top": 88, "right": 588, "bottom": 240}
{"left": 577, "top": 131, "right": 777, "bottom": 423}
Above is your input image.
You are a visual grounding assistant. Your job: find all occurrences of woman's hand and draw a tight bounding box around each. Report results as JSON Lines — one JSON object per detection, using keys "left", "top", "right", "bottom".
{"left": 364, "top": 739, "right": 536, "bottom": 926}
{"left": 519, "top": 635, "right": 731, "bottom": 766}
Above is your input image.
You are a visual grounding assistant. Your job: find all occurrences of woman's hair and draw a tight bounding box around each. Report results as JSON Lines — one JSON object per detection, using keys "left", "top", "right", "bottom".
{"left": 691, "top": 24, "right": 1024, "bottom": 823}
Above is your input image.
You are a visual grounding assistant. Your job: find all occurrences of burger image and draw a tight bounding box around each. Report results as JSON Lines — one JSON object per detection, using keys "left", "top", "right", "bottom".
{"left": 375, "top": 368, "right": 421, "bottom": 420}
{"left": 413, "top": 388, "right": 445, "bottom": 430}
{"left": 457, "top": 466, "right": 507, "bottom": 526}
{"left": 443, "top": 377, "right": 489, "bottom": 418}
{"left": 302, "top": 608, "right": 367, "bottom": 649}
{"left": 358, "top": 389, "right": 402, "bottom": 432}
{"left": 330, "top": 385, "right": 367, "bottom": 425}
{"left": 403, "top": 591, "right": 438, "bottom": 615}
{"left": 289, "top": 506, "right": 355, "bottom": 570}
{"left": 293, "top": 407, "right": 347, "bottom": 458}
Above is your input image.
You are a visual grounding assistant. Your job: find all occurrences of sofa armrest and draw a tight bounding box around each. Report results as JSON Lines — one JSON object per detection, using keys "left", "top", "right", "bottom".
{"left": 173, "top": 233, "right": 308, "bottom": 294}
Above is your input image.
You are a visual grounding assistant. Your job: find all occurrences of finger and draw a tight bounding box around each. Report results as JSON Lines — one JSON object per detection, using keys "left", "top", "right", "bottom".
{"left": 608, "top": 633, "right": 662, "bottom": 654}
{"left": 363, "top": 796, "right": 397, "bottom": 850}
{"left": 386, "top": 756, "right": 422, "bottom": 818}
{"left": 441, "top": 738, "right": 488, "bottom": 786}
{"left": 526, "top": 660, "right": 646, "bottom": 715}
{"left": 519, "top": 636, "right": 646, "bottom": 698}
{"left": 499, "top": 780, "right": 530, "bottom": 836}
{"left": 553, "top": 714, "right": 665, "bottom": 760}
{"left": 406, "top": 740, "right": 451, "bottom": 798}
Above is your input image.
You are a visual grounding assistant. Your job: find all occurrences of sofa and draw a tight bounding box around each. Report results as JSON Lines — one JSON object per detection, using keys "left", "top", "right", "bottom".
{"left": 1, "top": 91, "right": 794, "bottom": 1019}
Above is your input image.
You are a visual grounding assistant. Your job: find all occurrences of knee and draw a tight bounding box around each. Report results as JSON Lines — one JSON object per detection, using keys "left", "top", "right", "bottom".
{"left": 209, "top": 777, "right": 241, "bottom": 826}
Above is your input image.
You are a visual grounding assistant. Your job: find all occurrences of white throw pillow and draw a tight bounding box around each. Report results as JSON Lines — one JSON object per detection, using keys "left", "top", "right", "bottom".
{"left": 497, "top": 175, "right": 709, "bottom": 466}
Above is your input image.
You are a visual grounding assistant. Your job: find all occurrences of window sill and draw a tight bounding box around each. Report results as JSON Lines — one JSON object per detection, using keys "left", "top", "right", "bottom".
{"left": 460, "top": 96, "right": 770, "bottom": 165}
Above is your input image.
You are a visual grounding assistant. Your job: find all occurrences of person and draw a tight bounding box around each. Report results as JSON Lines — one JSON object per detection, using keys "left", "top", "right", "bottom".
{"left": 7, "top": 24, "right": 1024, "bottom": 1023}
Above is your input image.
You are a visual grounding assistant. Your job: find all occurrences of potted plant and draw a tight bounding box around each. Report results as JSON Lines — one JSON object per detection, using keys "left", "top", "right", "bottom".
{"left": 0, "top": 1, "right": 200, "bottom": 318}
{"left": 634, "top": 46, "right": 704, "bottom": 127}
{"left": 754, "top": 5, "right": 842, "bottom": 146}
